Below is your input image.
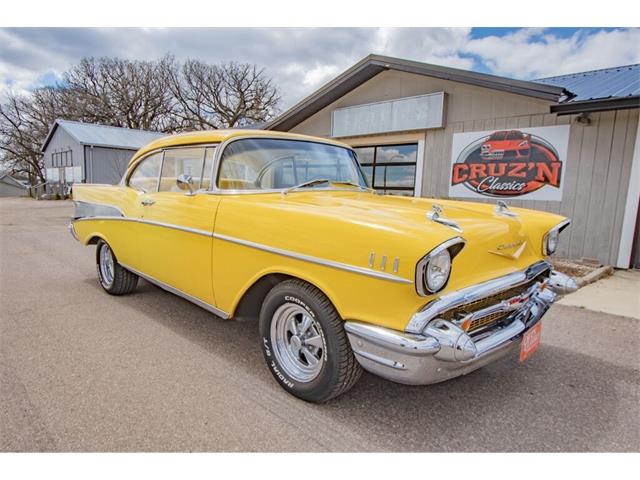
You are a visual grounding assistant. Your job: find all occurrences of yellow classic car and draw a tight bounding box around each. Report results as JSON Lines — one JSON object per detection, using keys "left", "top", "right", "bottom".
{"left": 70, "top": 129, "right": 577, "bottom": 402}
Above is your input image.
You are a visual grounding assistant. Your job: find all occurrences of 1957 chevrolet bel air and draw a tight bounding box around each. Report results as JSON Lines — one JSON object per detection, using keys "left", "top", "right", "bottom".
{"left": 70, "top": 129, "right": 578, "bottom": 402}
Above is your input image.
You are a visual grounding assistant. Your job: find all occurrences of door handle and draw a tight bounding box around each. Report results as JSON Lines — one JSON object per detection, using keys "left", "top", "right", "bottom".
{"left": 141, "top": 199, "right": 155, "bottom": 206}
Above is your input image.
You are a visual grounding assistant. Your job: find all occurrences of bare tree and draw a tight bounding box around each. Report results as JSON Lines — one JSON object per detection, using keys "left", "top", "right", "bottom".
{"left": 0, "top": 91, "right": 57, "bottom": 184}
{"left": 168, "top": 59, "right": 280, "bottom": 129}
{"left": 63, "top": 56, "right": 178, "bottom": 131}
{"left": 0, "top": 55, "right": 281, "bottom": 182}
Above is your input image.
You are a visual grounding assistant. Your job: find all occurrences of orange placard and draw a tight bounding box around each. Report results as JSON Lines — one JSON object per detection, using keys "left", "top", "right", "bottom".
{"left": 519, "top": 322, "right": 542, "bottom": 363}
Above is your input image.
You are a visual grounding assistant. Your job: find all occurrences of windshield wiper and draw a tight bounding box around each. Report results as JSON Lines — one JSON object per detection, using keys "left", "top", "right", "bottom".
{"left": 329, "top": 180, "right": 376, "bottom": 193}
{"left": 283, "top": 178, "right": 375, "bottom": 195}
{"left": 282, "top": 178, "right": 330, "bottom": 195}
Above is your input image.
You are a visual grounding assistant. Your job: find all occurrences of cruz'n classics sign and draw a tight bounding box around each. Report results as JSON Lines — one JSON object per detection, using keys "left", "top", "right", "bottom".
{"left": 449, "top": 125, "right": 570, "bottom": 201}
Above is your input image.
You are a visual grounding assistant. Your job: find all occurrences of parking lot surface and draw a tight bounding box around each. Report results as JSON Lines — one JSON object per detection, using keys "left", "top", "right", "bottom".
{"left": 1, "top": 197, "right": 639, "bottom": 452}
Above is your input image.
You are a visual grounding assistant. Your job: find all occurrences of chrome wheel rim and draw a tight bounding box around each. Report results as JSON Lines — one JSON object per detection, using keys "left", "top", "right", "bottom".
{"left": 270, "top": 303, "right": 325, "bottom": 383}
{"left": 99, "top": 244, "right": 115, "bottom": 287}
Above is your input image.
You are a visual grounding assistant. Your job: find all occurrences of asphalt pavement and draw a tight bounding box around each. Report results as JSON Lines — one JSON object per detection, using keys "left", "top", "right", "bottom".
{"left": 1, "top": 197, "right": 638, "bottom": 452}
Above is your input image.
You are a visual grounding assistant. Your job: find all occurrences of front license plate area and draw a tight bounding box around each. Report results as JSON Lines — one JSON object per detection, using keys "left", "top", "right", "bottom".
{"left": 519, "top": 322, "right": 542, "bottom": 362}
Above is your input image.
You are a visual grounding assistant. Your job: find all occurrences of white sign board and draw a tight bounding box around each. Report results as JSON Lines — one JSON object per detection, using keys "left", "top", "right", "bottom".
{"left": 449, "top": 125, "right": 570, "bottom": 201}
{"left": 332, "top": 92, "right": 445, "bottom": 137}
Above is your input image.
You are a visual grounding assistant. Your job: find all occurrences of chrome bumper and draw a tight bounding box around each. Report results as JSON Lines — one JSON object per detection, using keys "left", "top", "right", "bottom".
{"left": 345, "top": 265, "right": 577, "bottom": 385}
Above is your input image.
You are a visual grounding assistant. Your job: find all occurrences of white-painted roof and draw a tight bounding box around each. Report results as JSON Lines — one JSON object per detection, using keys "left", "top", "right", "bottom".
{"left": 41, "top": 119, "right": 166, "bottom": 152}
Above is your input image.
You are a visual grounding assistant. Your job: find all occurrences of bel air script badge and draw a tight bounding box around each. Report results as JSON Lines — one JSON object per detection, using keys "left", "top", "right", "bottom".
{"left": 489, "top": 239, "right": 527, "bottom": 260}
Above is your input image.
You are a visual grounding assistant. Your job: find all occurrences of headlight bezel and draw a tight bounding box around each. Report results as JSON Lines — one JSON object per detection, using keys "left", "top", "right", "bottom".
{"left": 542, "top": 219, "right": 571, "bottom": 256}
{"left": 415, "top": 237, "right": 466, "bottom": 296}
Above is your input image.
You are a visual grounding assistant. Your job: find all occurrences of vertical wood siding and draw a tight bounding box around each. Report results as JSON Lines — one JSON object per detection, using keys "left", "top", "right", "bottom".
{"left": 288, "top": 69, "right": 639, "bottom": 266}
{"left": 422, "top": 109, "right": 639, "bottom": 265}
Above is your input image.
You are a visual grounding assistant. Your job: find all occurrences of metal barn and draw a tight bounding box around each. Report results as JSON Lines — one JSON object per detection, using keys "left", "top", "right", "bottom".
{"left": 41, "top": 120, "right": 165, "bottom": 187}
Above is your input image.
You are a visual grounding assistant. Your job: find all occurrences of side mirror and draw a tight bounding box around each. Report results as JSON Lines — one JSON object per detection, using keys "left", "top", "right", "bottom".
{"left": 176, "top": 174, "right": 194, "bottom": 195}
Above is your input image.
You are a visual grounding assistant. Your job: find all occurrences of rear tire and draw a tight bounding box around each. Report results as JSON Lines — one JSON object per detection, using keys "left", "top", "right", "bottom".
{"left": 259, "top": 279, "right": 362, "bottom": 403}
{"left": 96, "top": 240, "right": 138, "bottom": 295}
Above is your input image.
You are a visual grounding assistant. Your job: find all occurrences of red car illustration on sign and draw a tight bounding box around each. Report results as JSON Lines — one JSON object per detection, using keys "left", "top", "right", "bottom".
{"left": 451, "top": 128, "right": 563, "bottom": 197}
{"left": 480, "top": 130, "right": 532, "bottom": 160}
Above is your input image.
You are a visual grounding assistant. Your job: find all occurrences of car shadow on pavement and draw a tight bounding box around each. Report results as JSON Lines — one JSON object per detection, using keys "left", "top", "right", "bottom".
{"left": 90, "top": 278, "right": 640, "bottom": 452}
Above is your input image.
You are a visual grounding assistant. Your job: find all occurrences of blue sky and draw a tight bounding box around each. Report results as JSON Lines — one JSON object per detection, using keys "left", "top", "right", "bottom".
{"left": 1, "top": 27, "right": 638, "bottom": 109}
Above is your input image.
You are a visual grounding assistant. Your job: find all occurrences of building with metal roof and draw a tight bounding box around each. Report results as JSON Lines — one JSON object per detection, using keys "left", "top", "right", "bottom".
{"left": 537, "top": 64, "right": 640, "bottom": 114}
{"left": 0, "top": 172, "right": 28, "bottom": 197}
{"left": 41, "top": 120, "right": 165, "bottom": 186}
{"left": 266, "top": 54, "right": 640, "bottom": 268}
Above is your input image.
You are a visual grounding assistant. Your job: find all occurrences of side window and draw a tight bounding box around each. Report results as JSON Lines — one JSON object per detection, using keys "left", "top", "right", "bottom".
{"left": 128, "top": 152, "right": 162, "bottom": 192}
{"left": 159, "top": 147, "right": 206, "bottom": 192}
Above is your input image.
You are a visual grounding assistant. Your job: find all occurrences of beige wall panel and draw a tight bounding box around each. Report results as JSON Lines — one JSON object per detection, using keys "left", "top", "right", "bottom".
{"left": 288, "top": 67, "right": 639, "bottom": 266}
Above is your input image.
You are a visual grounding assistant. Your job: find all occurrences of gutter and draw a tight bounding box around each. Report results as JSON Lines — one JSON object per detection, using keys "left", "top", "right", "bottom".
{"left": 551, "top": 96, "right": 640, "bottom": 115}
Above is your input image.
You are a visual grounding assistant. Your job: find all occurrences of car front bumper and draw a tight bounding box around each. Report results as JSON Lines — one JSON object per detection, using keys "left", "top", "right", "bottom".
{"left": 344, "top": 263, "right": 577, "bottom": 385}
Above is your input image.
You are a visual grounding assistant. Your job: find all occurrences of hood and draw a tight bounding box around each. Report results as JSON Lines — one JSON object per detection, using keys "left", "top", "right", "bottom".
{"left": 218, "top": 190, "right": 565, "bottom": 293}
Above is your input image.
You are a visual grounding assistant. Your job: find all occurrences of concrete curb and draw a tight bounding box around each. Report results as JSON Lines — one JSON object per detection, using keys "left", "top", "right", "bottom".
{"left": 575, "top": 265, "right": 614, "bottom": 288}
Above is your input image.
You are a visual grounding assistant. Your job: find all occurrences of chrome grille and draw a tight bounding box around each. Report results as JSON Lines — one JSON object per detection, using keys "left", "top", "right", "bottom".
{"left": 467, "top": 311, "right": 511, "bottom": 332}
{"left": 442, "top": 276, "right": 545, "bottom": 334}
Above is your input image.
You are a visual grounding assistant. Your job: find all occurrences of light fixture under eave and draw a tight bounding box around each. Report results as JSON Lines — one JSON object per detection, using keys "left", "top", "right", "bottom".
{"left": 575, "top": 112, "right": 591, "bottom": 125}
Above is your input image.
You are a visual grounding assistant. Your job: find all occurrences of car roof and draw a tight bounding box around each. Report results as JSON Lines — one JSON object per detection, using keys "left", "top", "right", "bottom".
{"left": 129, "top": 129, "right": 352, "bottom": 166}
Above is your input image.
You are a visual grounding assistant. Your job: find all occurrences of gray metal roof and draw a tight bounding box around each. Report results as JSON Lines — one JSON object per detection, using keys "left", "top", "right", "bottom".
{"left": 537, "top": 64, "right": 640, "bottom": 102}
{"left": 267, "top": 54, "right": 567, "bottom": 132}
{"left": 0, "top": 173, "right": 28, "bottom": 189}
{"left": 41, "top": 119, "right": 165, "bottom": 153}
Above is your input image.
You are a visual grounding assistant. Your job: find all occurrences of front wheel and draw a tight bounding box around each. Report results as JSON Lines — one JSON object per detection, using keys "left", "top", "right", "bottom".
{"left": 259, "top": 279, "right": 362, "bottom": 402}
{"left": 95, "top": 240, "right": 138, "bottom": 295}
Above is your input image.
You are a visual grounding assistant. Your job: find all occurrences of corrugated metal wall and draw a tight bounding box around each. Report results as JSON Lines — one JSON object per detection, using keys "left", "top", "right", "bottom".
{"left": 42, "top": 127, "right": 84, "bottom": 170}
{"left": 85, "top": 146, "right": 135, "bottom": 184}
{"left": 421, "top": 109, "right": 639, "bottom": 266}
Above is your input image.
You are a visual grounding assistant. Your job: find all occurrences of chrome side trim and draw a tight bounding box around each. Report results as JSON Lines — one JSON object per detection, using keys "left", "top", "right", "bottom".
{"left": 406, "top": 260, "right": 552, "bottom": 334}
{"left": 213, "top": 233, "right": 413, "bottom": 284}
{"left": 74, "top": 212, "right": 410, "bottom": 284}
{"left": 72, "top": 216, "right": 214, "bottom": 238}
{"left": 120, "top": 262, "right": 229, "bottom": 319}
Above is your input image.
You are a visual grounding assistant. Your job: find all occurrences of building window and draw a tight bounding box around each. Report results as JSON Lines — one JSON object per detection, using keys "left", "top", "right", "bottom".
{"left": 51, "top": 150, "right": 72, "bottom": 167}
{"left": 353, "top": 144, "right": 418, "bottom": 196}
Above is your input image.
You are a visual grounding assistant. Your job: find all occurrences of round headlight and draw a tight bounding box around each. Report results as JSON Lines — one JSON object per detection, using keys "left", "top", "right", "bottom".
{"left": 545, "top": 229, "right": 560, "bottom": 255}
{"left": 425, "top": 249, "right": 451, "bottom": 292}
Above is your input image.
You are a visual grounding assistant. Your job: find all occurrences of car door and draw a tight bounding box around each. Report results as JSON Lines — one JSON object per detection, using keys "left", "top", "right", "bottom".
{"left": 132, "top": 146, "right": 221, "bottom": 308}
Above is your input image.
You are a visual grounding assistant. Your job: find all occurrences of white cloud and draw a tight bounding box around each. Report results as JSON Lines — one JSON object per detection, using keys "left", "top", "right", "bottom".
{"left": 463, "top": 28, "right": 640, "bottom": 79}
{"left": 0, "top": 27, "right": 638, "bottom": 108}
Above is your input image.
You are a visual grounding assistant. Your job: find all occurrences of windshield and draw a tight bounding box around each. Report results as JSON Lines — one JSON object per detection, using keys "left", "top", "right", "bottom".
{"left": 217, "top": 138, "right": 367, "bottom": 191}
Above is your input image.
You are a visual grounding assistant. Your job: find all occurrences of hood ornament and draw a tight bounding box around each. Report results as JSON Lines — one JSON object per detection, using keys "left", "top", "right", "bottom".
{"left": 427, "top": 204, "right": 463, "bottom": 233}
{"left": 495, "top": 200, "right": 518, "bottom": 218}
